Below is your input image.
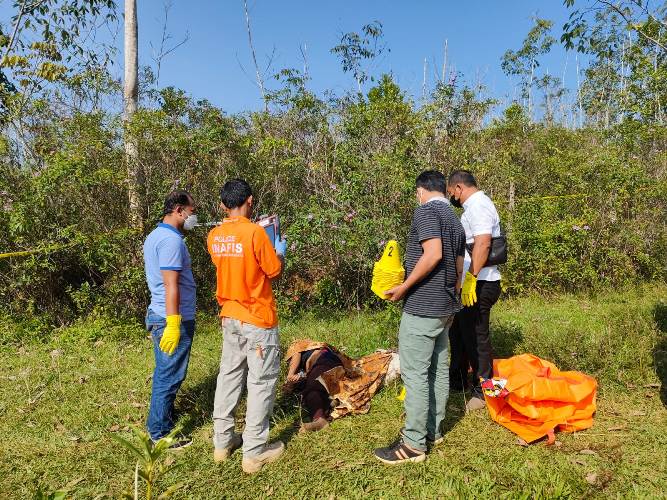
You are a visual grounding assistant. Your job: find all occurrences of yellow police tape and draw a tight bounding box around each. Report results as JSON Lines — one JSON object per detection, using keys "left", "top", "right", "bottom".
{"left": 0, "top": 242, "right": 78, "bottom": 260}
{"left": 494, "top": 192, "right": 590, "bottom": 205}
{"left": 2, "top": 187, "right": 658, "bottom": 261}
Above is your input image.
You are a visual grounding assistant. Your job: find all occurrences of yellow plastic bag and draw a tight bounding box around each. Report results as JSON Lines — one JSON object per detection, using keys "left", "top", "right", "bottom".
{"left": 485, "top": 354, "right": 597, "bottom": 443}
{"left": 371, "top": 240, "right": 405, "bottom": 300}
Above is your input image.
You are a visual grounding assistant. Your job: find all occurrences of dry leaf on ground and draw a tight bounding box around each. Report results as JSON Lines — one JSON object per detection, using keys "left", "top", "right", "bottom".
{"left": 585, "top": 472, "right": 598, "bottom": 485}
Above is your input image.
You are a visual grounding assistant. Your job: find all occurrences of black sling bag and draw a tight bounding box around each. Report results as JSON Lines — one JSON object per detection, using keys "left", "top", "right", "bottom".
{"left": 465, "top": 225, "right": 507, "bottom": 266}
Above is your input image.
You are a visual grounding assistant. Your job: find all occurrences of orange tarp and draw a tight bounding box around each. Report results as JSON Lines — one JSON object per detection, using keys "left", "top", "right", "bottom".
{"left": 485, "top": 354, "right": 597, "bottom": 443}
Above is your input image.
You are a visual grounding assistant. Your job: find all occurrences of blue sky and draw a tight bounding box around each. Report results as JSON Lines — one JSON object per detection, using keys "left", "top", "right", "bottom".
{"left": 120, "top": 0, "right": 584, "bottom": 113}
{"left": 4, "top": 1, "right": 586, "bottom": 114}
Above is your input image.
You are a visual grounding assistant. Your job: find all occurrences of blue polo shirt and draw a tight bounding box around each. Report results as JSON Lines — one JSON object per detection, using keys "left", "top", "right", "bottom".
{"left": 143, "top": 223, "right": 197, "bottom": 320}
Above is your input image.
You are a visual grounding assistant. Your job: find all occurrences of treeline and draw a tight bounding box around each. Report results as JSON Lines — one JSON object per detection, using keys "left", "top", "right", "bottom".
{"left": 0, "top": 1, "right": 666, "bottom": 334}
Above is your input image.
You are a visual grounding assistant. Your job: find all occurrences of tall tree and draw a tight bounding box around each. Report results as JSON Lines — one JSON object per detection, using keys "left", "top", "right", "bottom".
{"left": 562, "top": 0, "right": 667, "bottom": 125}
{"left": 0, "top": 1, "right": 116, "bottom": 123}
{"left": 331, "top": 21, "right": 387, "bottom": 93}
{"left": 124, "top": 0, "right": 143, "bottom": 231}
{"left": 501, "top": 18, "right": 556, "bottom": 119}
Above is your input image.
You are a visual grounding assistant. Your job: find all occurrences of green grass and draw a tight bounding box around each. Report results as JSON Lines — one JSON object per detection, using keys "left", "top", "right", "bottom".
{"left": 2, "top": 285, "right": 667, "bottom": 499}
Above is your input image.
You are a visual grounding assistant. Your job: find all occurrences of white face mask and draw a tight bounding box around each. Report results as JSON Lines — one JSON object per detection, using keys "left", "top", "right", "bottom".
{"left": 183, "top": 213, "right": 198, "bottom": 231}
{"left": 416, "top": 188, "right": 424, "bottom": 206}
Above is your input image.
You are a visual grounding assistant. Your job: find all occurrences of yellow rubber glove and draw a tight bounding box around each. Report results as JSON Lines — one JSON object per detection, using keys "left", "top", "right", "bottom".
{"left": 397, "top": 386, "right": 406, "bottom": 401}
{"left": 159, "top": 315, "right": 181, "bottom": 355}
{"left": 461, "top": 272, "right": 478, "bottom": 307}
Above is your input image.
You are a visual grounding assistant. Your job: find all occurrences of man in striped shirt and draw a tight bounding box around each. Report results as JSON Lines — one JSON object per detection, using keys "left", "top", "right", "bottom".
{"left": 374, "top": 170, "right": 466, "bottom": 465}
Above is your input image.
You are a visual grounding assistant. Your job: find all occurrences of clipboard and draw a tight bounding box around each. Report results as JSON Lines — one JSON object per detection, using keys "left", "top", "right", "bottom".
{"left": 257, "top": 214, "right": 280, "bottom": 248}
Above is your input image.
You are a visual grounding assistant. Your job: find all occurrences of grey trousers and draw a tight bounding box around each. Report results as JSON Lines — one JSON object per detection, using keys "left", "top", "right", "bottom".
{"left": 399, "top": 311, "right": 454, "bottom": 451}
{"left": 212, "top": 318, "right": 280, "bottom": 457}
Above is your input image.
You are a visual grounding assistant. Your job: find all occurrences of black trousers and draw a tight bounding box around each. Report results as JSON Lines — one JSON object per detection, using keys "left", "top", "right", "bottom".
{"left": 448, "top": 313, "right": 469, "bottom": 390}
{"left": 449, "top": 279, "right": 501, "bottom": 396}
{"left": 299, "top": 356, "right": 343, "bottom": 420}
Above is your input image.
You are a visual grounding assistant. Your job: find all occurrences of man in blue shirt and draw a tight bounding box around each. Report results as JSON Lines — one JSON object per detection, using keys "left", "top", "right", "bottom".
{"left": 143, "top": 190, "right": 198, "bottom": 448}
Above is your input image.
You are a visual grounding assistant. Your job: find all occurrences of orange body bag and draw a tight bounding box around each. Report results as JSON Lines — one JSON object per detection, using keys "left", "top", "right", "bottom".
{"left": 484, "top": 354, "right": 597, "bottom": 443}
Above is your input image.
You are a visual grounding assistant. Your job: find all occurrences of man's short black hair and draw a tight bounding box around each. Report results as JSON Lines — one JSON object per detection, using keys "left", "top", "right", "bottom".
{"left": 163, "top": 190, "right": 193, "bottom": 216}
{"left": 220, "top": 178, "right": 252, "bottom": 209}
{"left": 447, "top": 169, "right": 477, "bottom": 188}
{"left": 415, "top": 170, "right": 446, "bottom": 193}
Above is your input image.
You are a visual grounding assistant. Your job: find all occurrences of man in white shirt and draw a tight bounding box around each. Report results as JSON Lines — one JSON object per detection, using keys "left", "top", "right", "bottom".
{"left": 447, "top": 170, "right": 502, "bottom": 411}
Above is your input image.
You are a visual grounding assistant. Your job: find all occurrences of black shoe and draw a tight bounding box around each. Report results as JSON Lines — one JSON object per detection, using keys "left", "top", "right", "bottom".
{"left": 152, "top": 436, "right": 193, "bottom": 451}
{"left": 374, "top": 438, "right": 426, "bottom": 465}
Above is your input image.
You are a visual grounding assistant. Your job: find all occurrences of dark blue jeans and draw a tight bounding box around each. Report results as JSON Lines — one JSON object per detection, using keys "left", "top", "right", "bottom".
{"left": 146, "top": 309, "right": 195, "bottom": 440}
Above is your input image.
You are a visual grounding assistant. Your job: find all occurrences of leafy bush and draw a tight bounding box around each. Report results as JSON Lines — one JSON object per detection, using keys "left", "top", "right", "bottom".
{"left": 1, "top": 77, "right": 666, "bottom": 336}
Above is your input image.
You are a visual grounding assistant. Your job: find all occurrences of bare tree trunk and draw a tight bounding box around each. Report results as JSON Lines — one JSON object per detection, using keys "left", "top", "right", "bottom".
{"left": 442, "top": 39, "right": 448, "bottom": 83}
{"left": 300, "top": 43, "right": 309, "bottom": 79}
{"left": 561, "top": 53, "right": 568, "bottom": 127}
{"left": 124, "top": 0, "right": 143, "bottom": 232}
{"left": 604, "top": 57, "right": 611, "bottom": 129}
{"left": 528, "top": 59, "right": 535, "bottom": 120}
{"left": 508, "top": 178, "right": 515, "bottom": 234}
{"left": 422, "top": 57, "right": 427, "bottom": 103}
{"left": 576, "top": 53, "right": 583, "bottom": 128}
{"left": 2, "top": 0, "right": 28, "bottom": 61}
{"left": 655, "top": 28, "right": 663, "bottom": 124}
{"left": 243, "top": 0, "right": 266, "bottom": 110}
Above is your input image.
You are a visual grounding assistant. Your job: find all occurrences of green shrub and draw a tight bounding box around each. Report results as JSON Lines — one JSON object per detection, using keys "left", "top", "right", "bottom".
{"left": 1, "top": 77, "right": 666, "bottom": 334}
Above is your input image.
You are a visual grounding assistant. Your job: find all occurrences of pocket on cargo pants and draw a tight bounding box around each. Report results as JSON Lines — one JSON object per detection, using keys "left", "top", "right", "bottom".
{"left": 245, "top": 326, "right": 281, "bottom": 385}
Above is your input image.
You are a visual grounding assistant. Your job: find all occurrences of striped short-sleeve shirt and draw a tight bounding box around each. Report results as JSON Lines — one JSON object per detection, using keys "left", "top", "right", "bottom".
{"left": 403, "top": 199, "right": 466, "bottom": 318}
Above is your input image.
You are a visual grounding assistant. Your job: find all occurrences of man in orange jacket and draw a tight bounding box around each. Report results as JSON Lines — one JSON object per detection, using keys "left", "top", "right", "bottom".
{"left": 207, "top": 179, "right": 287, "bottom": 474}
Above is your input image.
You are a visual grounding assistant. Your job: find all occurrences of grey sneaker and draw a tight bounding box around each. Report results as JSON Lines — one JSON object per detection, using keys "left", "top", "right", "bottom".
{"left": 213, "top": 433, "right": 242, "bottom": 463}
{"left": 241, "top": 441, "right": 285, "bottom": 473}
{"left": 465, "top": 396, "right": 486, "bottom": 412}
{"left": 374, "top": 438, "right": 426, "bottom": 465}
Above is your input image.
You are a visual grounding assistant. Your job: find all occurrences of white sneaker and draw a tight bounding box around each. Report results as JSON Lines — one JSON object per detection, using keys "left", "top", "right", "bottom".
{"left": 426, "top": 436, "right": 444, "bottom": 447}
{"left": 213, "top": 433, "right": 242, "bottom": 463}
{"left": 241, "top": 441, "right": 285, "bottom": 473}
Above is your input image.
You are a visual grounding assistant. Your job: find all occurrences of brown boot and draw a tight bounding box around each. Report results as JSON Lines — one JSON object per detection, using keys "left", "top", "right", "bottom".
{"left": 213, "top": 433, "right": 242, "bottom": 463}
{"left": 465, "top": 396, "right": 486, "bottom": 412}
{"left": 241, "top": 441, "right": 285, "bottom": 474}
{"left": 299, "top": 417, "right": 329, "bottom": 434}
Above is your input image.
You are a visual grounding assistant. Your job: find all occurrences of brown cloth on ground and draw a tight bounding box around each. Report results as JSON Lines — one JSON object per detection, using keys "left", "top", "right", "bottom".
{"left": 284, "top": 339, "right": 394, "bottom": 419}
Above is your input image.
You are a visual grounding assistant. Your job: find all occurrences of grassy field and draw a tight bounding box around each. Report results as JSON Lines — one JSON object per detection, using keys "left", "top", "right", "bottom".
{"left": 2, "top": 285, "right": 666, "bottom": 499}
